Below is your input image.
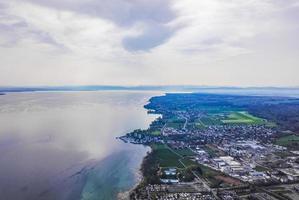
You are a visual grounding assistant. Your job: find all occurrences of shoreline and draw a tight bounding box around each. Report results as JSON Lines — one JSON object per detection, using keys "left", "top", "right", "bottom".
{"left": 117, "top": 94, "right": 161, "bottom": 199}
{"left": 116, "top": 146, "right": 153, "bottom": 200}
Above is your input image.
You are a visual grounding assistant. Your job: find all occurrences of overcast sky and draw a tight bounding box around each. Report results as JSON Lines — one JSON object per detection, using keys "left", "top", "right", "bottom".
{"left": 0, "top": 0, "right": 298, "bottom": 86}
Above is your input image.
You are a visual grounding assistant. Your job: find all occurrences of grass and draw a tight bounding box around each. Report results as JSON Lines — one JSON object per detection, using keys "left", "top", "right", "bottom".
{"left": 196, "top": 111, "right": 267, "bottom": 127}
{"left": 196, "top": 165, "right": 243, "bottom": 188}
{"left": 275, "top": 135, "right": 299, "bottom": 149}
{"left": 166, "top": 121, "right": 184, "bottom": 129}
{"left": 265, "top": 121, "right": 277, "bottom": 128}
{"left": 150, "top": 130, "right": 161, "bottom": 136}
{"left": 173, "top": 148, "right": 196, "bottom": 157}
{"left": 200, "top": 116, "right": 223, "bottom": 126}
{"left": 151, "top": 144, "right": 229, "bottom": 187}
{"left": 181, "top": 157, "right": 198, "bottom": 167}
{"left": 200, "top": 164, "right": 219, "bottom": 176}
{"left": 202, "top": 144, "right": 225, "bottom": 157}
{"left": 152, "top": 143, "right": 168, "bottom": 150}
{"left": 274, "top": 151, "right": 295, "bottom": 157}
{"left": 202, "top": 145, "right": 217, "bottom": 157}
{"left": 163, "top": 117, "right": 185, "bottom": 129}
{"left": 221, "top": 111, "right": 265, "bottom": 125}
{"left": 195, "top": 120, "right": 206, "bottom": 129}
{"left": 151, "top": 144, "right": 184, "bottom": 168}
{"left": 254, "top": 165, "right": 269, "bottom": 172}
{"left": 151, "top": 144, "right": 197, "bottom": 169}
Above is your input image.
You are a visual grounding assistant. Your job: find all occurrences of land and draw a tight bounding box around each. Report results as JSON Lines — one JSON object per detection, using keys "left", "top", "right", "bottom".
{"left": 119, "top": 93, "right": 299, "bottom": 200}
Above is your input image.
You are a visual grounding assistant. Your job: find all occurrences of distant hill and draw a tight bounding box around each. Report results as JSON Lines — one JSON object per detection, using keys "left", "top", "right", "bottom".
{"left": 0, "top": 85, "right": 299, "bottom": 97}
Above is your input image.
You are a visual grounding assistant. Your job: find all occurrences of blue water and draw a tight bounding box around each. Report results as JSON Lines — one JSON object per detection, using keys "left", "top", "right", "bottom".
{"left": 0, "top": 91, "right": 159, "bottom": 200}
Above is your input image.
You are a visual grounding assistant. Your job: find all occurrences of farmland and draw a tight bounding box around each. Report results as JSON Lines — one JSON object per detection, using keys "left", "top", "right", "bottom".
{"left": 151, "top": 144, "right": 199, "bottom": 168}
{"left": 151, "top": 144, "right": 184, "bottom": 168}
{"left": 221, "top": 111, "right": 265, "bottom": 125}
{"left": 196, "top": 111, "right": 266, "bottom": 128}
{"left": 172, "top": 148, "right": 196, "bottom": 157}
{"left": 275, "top": 135, "right": 299, "bottom": 150}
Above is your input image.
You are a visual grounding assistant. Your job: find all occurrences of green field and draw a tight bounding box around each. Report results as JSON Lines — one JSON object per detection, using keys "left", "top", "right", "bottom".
{"left": 195, "top": 164, "right": 224, "bottom": 187}
{"left": 202, "top": 145, "right": 218, "bottom": 157}
{"left": 166, "top": 122, "right": 184, "bottom": 129}
{"left": 166, "top": 118, "right": 185, "bottom": 129}
{"left": 221, "top": 111, "right": 265, "bottom": 125}
{"left": 152, "top": 144, "right": 184, "bottom": 168}
{"left": 200, "top": 116, "right": 223, "bottom": 126}
{"left": 195, "top": 111, "right": 266, "bottom": 127}
{"left": 180, "top": 157, "right": 197, "bottom": 166}
{"left": 254, "top": 165, "right": 269, "bottom": 172}
{"left": 151, "top": 144, "right": 227, "bottom": 186}
{"left": 151, "top": 144, "right": 198, "bottom": 168}
{"left": 173, "top": 148, "right": 196, "bottom": 157}
{"left": 150, "top": 130, "right": 161, "bottom": 136}
{"left": 275, "top": 135, "right": 299, "bottom": 147}
{"left": 195, "top": 120, "right": 206, "bottom": 129}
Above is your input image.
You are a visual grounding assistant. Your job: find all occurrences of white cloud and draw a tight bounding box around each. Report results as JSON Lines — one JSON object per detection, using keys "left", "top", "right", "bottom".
{"left": 0, "top": 0, "right": 298, "bottom": 86}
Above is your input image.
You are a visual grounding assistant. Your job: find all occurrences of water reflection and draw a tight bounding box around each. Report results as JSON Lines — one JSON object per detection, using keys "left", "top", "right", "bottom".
{"left": 0, "top": 91, "right": 160, "bottom": 200}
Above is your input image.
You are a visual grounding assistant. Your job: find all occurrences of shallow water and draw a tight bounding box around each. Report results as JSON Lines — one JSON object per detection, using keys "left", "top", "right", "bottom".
{"left": 0, "top": 91, "right": 160, "bottom": 200}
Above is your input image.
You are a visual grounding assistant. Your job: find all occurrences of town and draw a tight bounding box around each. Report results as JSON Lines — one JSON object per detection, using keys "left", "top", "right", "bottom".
{"left": 120, "top": 93, "right": 299, "bottom": 200}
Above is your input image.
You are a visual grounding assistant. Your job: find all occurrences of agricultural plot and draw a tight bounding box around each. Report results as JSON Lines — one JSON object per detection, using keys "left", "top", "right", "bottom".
{"left": 151, "top": 144, "right": 198, "bottom": 168}
{"left": 180, "top": 157, "right": 198, "bottom": 167}
{"left": 221, "top": 111, "right": 265, "bottom": 125}
{"left": 254, "top": 165, "right": 269, "bottom": 172}
{"left": 195, "top": 120, "right": 206, "bottom": 129}
{"left": 173, "top": 148, "right": 196, "bottom": 157}
{"left": 151, "top": 144, "right": 184, "bottom": 168}
{"left": 202, "top": 144, "right": 225, "bottom": 157}
{"left": 275, "top": 135, "right": 299, "bottom": 148}
{"left": 150, "top": 130, "right": 161, "bottom": 136}
{"left": 195, "top": 111, "right": 266, "bottom": 127}
{"left": 200, "top": 116, "right": 223, "bottom": 126}
{"left": 166, "top": 122, "right": 184, "bottom": 129}
{"left": 195, "top": 115, "right": 223, "bottom": 128}
{"left": 166, "top": 118, "right": 185, "bottom": 129}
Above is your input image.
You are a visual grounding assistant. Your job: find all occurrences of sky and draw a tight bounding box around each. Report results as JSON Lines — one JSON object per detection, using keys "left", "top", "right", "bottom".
{"left": 0, "top": 0, "right": 298, "bottom": 87}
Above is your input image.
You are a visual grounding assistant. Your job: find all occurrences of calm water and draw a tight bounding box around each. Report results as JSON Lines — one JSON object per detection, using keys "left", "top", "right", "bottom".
{"left": 0, "top": 91, "right": 161, "bottom": 200}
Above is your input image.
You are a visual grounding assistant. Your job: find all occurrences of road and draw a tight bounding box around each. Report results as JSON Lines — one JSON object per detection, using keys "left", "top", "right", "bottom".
{"left": 161, "top": 123, "right": 167, "bottom": 136}
{"left": 166, "top": 146, "right": 220, "bottom": 199}
{"left": 182, "top": 116, "right": 188, "bottom": 130}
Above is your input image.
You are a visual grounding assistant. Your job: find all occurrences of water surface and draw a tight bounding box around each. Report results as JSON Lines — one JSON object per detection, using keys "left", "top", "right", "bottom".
{"left": 0, "top": 91, "right": 160, "bottom": 200}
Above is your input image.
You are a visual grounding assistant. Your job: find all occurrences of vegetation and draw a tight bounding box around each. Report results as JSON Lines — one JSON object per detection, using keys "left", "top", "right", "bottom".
{"left": 200, "top": 116, "right": 223, "bottom": 126}
{"left": 131, "top": 92, "right": 299, "bottom": 197}
{"left": 146, "top": 93, "right": 299, "bottom": 132}
{"left": 203, "top": 144, "right": 225, "bottom": 157}
{"left": 150, "top": 130, "right": 161, "bottom": 136}
{"left": 166, "top": 118, "right": 185, "bottom": 129}
{"left": 275, "top": 134, "right": 299, "bottom": 150}
{"left": 222, "top": 111, "right": 265, "bottom": 125}
{"left": 178, "top": 165, "right": 202, "bottom": 182}
{"left": 254, "top": 165, "right": 269, "bottom": 172}
{"left": 249, "top": 104, "right": 299, "bottom": 133}
{"left": 172, "top": 148, "right": 195, "bottom": 157}
{"left": 151, "top": 144, "right": 184, "bottom": 168}
{"left": 195, "top": 164, "right": 224, "bottom": 187}
{"left": 139, "top": 151, "right": 160, "bottom": 185}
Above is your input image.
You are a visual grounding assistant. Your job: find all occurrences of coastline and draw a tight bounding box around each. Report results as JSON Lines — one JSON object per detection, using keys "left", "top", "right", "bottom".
{"left": 117, "top": 94, "right": 162, "bottom": 199}
{"left": 113, "top": 144, "right": 153, "bottom": 200}
{"left": 117, "top": 147, "right": 152, "bottom": 200}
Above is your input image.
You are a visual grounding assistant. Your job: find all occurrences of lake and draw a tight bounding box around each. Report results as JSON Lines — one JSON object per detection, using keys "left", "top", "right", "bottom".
{"left": 0, "top": 91, "right": 161, "bottom": 200}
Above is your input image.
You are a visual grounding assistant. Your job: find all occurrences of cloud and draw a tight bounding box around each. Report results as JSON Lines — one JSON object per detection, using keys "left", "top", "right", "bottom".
{"left": 0, "top": 3, "right": 64, "bottom": 49}
{"left": 20, "top": 0, "right": 178, "bottom": 51}
{"left": 122, "top": 22, "right": 175, "bottom": 51}
{"left": 0, "top": 0, "right": 298, "bottom": 86}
